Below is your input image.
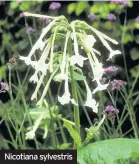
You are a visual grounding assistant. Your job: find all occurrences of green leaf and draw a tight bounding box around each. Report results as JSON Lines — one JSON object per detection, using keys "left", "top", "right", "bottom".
{"left": 10, "top": 1, "right": 19, "bottom": 9}
{"left": 75, "top": 2, "right": 88, "bottom": 16}
{"left": 130, "top": 48, "right": 139, "bottom": 61}
{"left": 18, "top": 38, "right": 29, "bottom": 50}
{"left": 122, "top": 33, "right": 133, "bottom": 44}
{"left": 130, "top": 66, "right": 139, "bottom": 78}
{"left": 63, "top": 119, "right": 82, "bottom": 148}
{"left": 0, "top": 65, "right": 7, "bottom": 80}
{"left": 78, "top": 138, "right": 139, "bottom": 164}
{"left": 72, "top": 71, "right": 86, "bottom": 81}
{"left": 67, "top": 3, "right": 76, "bottom": 14}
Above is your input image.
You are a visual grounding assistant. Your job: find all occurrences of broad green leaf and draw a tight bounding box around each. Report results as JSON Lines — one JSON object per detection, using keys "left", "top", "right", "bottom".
{"left": 67, "top": 3, "right": 76, "bottom": 14}
{"left": 130, "top": 48, "right": 139, "bottom": 60}
{"left": 10, "top": 1, "right": 19, "bottom": 9}
{"left": 63, "top": 119, "right": 82, "bottom": 148}
{"left": 122, "top": 33, "right": 133, "bottom": 44}
{"left": 78, "top": 138, "right": 139, "bottom": 164}
{"left": 75, "top": 2, "right": 88, "bottom": 16}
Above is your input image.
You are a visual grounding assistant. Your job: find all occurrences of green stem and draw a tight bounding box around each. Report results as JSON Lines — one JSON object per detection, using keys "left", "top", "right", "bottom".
{"left": 68, "top": 39, "right": 80, "bottom": 148}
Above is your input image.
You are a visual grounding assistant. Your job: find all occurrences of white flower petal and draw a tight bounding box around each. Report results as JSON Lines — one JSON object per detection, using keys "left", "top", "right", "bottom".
{"left": 19, "top": 56, "right": 32, "bottom": 65}
{"left": 58, "top": 93, "right": 71, "bottom": 105}
{"left": 84, "top": 35, "right": 96, "bottom": 50}
{"left": 70, "top": 55, "right": 87, "bottom": 67}
{"left": 29, "top": 72, "right": 38, "bottom": 84}
{"left": 25, "top": 130, "right": 35, "bottom": 140}
{"left": 54, "top": 73, "right": 67, "bottom": 82}
{"left": 93, "top": 83, "right": 109, "bottom": 94}
{"left": 107, "top": 50, "right": 121, "bottom": 61}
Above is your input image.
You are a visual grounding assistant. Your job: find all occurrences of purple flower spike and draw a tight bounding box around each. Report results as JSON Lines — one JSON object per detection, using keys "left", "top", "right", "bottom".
{"left": 109, "top": 79, "right": 127, "bottom": 90}
{"left": 107, "top": 13, "right": 116, "bottom": 21}
{"left": 49, "top": 2, "right": 61, "bottom": 10}
{"left": 26, "top": 27, "right": 33, "bottom": 34}
{"left": 103, "top": 105, "right": 118, "bottom": 117}
{"left": 104, "top": 66, "right": 118, "bottom": 74}
{"left": 135, "top": 16, "right": 139, "bottom": 23}
{"left": 88, "top": 14, "right": 96, "bottom": 21}
{"left": 0, "top": 82, "right": 9, "bottom": 92}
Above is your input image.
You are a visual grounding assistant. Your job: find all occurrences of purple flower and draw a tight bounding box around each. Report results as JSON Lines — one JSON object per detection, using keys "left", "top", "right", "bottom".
{"left": 121, "top": 1, "right": 129, "bottom": 7}
{"left": 17, "top": 0, "right": 23, "bottom": 4}
{"left": 109, "top": 79, "right": 127, "bottom": 90}
{"left": 88, "top": 14, "right": 96, "bottom": 21}
{"left": 40, "top": 17, "right": 51, "bottom": 24}
{"left": 9, "top": 57, "right": 16, "bottom": 64}
{"left": 111, "top": 0, "right": 129, "bottom": 7}
{"left": 111, "top": 0, "right": 120, "bottom": 4}
{"left": 107, "top": 13, "right": 116, "bottom": 21}
{"left": 49, "top": 2, "right": 61, "bottom": 10}
{"left": 103, "top": 105, "right": 118, "bottom": 117}
{"left": 26, "top": 27, "right": 33, "bottom": 34}
{"left": 0, "top": 82, "right": 9, "bottom": 92}
{"left": 19, "top": 12, "right": 24, "bottom": 17}
{"left": 104, "top": 66, "right": 118, "bottom": 74}
{"left": 135, "top": 16, "right": 139, "bottom": 23}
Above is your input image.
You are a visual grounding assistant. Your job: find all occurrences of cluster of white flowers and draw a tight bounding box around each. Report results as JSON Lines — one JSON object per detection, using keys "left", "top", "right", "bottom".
{"left": 20, "top": 12, "right": 121, "bottom": 113}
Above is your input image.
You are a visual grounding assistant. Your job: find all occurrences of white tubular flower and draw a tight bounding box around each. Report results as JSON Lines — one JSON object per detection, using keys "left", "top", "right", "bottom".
{"left": 54, "top": 73, "right": 67, "bottom": 82}
{"left": 84, "top": 35, "right": 96, "bottom": 50}
{"left": 19, "top": 56, "right": 32, "bottom": 65}
{"left": 58, "top": 91, "right": 71, "bottom": 105}
{"left": 31, "top": 73, "right": 45, "bottom": 100}
{"left": 58, "top": 90, "right": 78, "bottom": 106}
{"left": 25, "top": 130, "right": 35, "bottom": 140}
{"left": 70, "top": 54, "right": 87, "bottom": 67}
{"left": 26, "top": 114, "right": 44, "bottom": 140}
{"left": 71, "top": 24, "right": 87, "bottom": 67}
{"left": 93, "top": 80, "right": 109, "bottom": 94}
{"left": 29, "top": 71, "right": 39, "bottom": 84}
{"left": 32, "top": 60, "right": 48, "bottom": 75}
{"left": 92, "top": 62, "right": 104, "bottom": 81}
{"left": 58, "top": 62, "right": 78, "bottom": 106}
{"left": 84, "top": 80, "right": 99, "bottom": 113}
{"left": 107, "top": 50, "right": 121, "bottom": 61}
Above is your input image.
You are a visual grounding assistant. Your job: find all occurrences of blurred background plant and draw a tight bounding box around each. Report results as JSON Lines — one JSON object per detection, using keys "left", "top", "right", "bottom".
{"left": 0, "top": 1, "right": 139, "bottom": 162}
